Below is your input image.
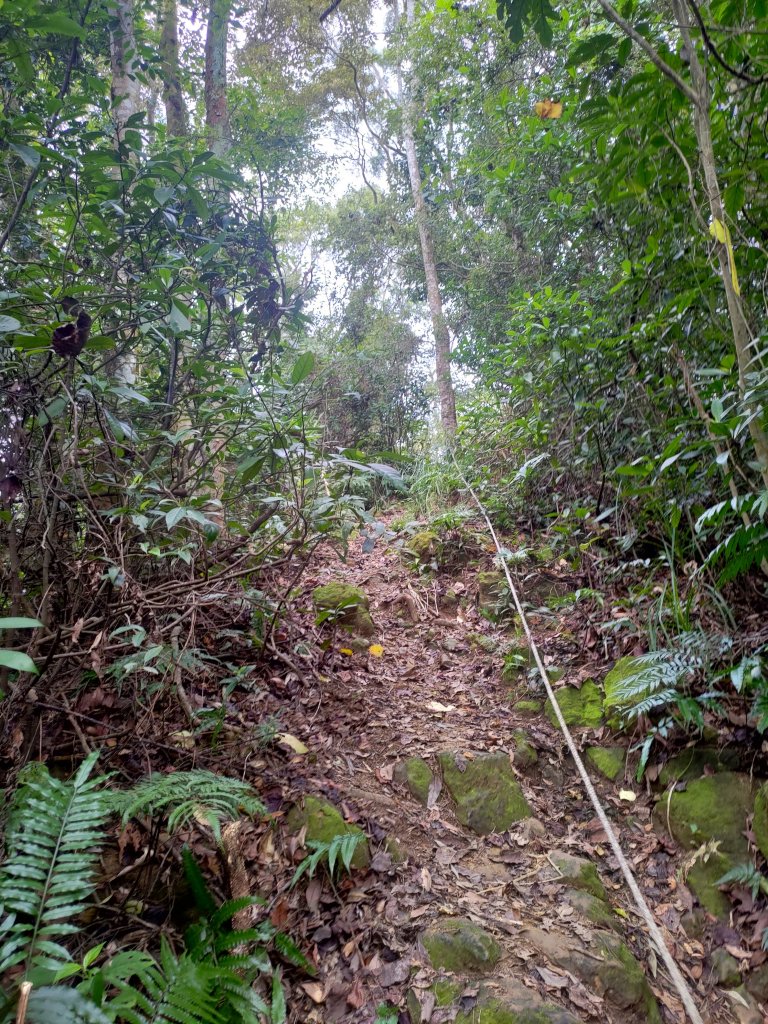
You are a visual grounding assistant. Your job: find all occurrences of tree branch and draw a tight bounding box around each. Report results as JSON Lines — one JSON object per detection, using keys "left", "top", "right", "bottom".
{"left": 593, "top": 0, "right": 698, "bottom": 104}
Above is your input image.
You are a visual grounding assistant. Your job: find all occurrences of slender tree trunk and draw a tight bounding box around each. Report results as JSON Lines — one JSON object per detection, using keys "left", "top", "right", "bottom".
{"left": 400, "top": 0, "right": 457, "bottom": 436}
{"left": 205, "top": 0, "right": 232, "bottom": 156}
{"left": 671, "top": 0, "right": 768, "bottom": 492}
{"left": 599, "top": 0, "right": 768, "bottom": 490}
{"left": 108, "top": 0, "right": 141, "bottom": 139}
{"left": 159, "top": 0, "right": 188, "bottom": 138}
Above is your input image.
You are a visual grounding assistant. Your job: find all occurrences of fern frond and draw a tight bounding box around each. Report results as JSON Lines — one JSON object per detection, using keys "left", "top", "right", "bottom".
{"left": 700, "top": 522, "right": 768, "bottom": 584}
{"left": 27, "top": 986, "right": 112, "bottom": 1024}
{"left": 0, "top": 752, "right": 108, "bottom": 974}
{"left": 109, "top": 938, "right": 226, "bottom": 1024}
{"left": 109, "top": 772, "right": 264, "bottom": 845}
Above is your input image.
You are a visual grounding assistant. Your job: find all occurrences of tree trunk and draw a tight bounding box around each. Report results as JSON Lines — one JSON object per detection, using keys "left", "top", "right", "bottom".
{"left": 670, "top": 0, "right": 768, "bottom": 492}
{"left": 108, "top": 0, "right": 141, "bottom": 139}
{"left": 400, "top": 0, "right": 457, "bottom": 436}
{"left": 159, "top": 0, "right": 188, "bottom": 138}
{"left": 205, "top": 0, "right": 232, "bottom": 156}
{"left": 599, "top": 0, "right": 768, "bottom": 490}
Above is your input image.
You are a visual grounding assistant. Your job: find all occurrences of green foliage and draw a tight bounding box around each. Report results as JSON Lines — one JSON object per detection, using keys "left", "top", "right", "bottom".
{"left": 0, "top": 757, "right": 304, "bottom": 1024}
{"left": 110, "top": 771, "right": 264, "bottom": 845}
{"left": 0, "top": 753, "right": 107, "bottom": 975}
{"left": 290, "top": 833, "right": 367, "bottom": 887}
{"left": 716, "top": 863, "right": 768, "bottom": 902}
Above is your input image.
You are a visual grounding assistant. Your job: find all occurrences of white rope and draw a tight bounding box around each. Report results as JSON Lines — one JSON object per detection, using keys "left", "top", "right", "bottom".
{"left": 452, "top": 457, "right": 705, "bottom": 1024}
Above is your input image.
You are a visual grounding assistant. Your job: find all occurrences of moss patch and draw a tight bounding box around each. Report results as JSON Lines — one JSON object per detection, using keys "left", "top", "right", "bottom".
{"left": 439, "top": 751, "right": 531, "bottom": 834}
{"left": 421, "top": 917, "right": 501, "bottom": 973}
{"left": 564, "top": 888, "right": 620, "bottom": 930}
{"left": 285, "top": 795, "right": 369, "bottom": 869}
{"left": 549, "top": 850, "right": 607, "bottom": 900}
{"left": 454, "top": 1001, "right": 580, "bottom": 1024}
{"left": 658, "top": 747, "right": 733, "bottom": 787}
{"left": 586, "top": 746, "right": 625, "bottom": 781}
{"left": 406, "top": 530, "right": 441, "bottom": 565}
{"left": 312, "top": 582, "right": 375, "bottom": 637}
{"left": 393, "top": 757, "right": 433, "bottom": 806}
{"left": 751, "top": 782, "right": 768, "bottom": 861}
{"left": 653, "top": 772, "right": 756, "bottom": 916}
{"left": 512, "top": 729, "right": 538, "bottom": 769}
{"left": 513, "top": 699, "right": 542, "bottom": 716}
{"left": 545, "top": 681, "right": 604, "bottom": 729}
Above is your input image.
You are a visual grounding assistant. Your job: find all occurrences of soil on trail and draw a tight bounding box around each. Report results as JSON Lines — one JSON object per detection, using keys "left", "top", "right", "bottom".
{"left": 243, "top": 516, "right": 744, "bottom": 1024}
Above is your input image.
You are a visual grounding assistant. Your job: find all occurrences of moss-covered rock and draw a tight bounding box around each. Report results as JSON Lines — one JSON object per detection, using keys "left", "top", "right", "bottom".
{"left": 710, "top": 947, "right": 741, "bottom": 988}
{"left": 512, "top": 729, "right": 538, "bottom": 769}
{"left": 513, "top": 699, "right": 542, "bottom": 716}
{"left": 751, "top": 781, "right": 768, "bottom": 861}
{"left": 586, "top": 746, "right": 625, "bottom": 781}
{"left": 564, "top": 888, "right": 621, "bottom": 930}
{"left": 406, "top": 530, "right": 441, "bottom": 565}
{"left": 653, "top": 772, "right": 756, "bottom": 915}
{"left": 477, "top": 571, "right": 505, "bottom": 612}
{"left": 658, "top": 747, "right": 736, "bottom": 787}
{"left": 393, "top": 757, "right": 433, "bottom": 806}
{"left": 455, "top": 1000, "right": 581, "bottom": 1024}
{"left": 421, "top": 917, "right": 501, "bottom": 973}
{"left": 521, "top": 926, "right": 660, "bottom": 1023}
{"left": 312, "top": 582, "right": 375, "bottom": 637}
{"left": 439, "top": 751, "right": 531, "bottom": 834}
{"left": 285, "top": 795, "right": 369, "bottom": 868}
{"left": 549, "top": 851, "right": 607, "bottom": 900}
{"left": 545, "top": 681, "right": 604, "bottom": 729}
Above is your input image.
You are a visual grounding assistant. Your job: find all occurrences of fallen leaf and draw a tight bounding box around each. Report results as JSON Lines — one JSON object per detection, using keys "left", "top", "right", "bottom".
{"left": 339, "top": 647, "right": 354, "bottom": 656}
{"left": 619, "top": 789, "right": 637, "bottom": 802}
{"left": 277, "top": 732, "right": 308, "bottom": 754}
{"left": 301, "top": 982, "right": 325, "bottom": 1004}
{"left": 535, "top": 966, "right": 569, "bottom": 988}
{"left": 426, "top": 701, "right": 455, "bottom": 713}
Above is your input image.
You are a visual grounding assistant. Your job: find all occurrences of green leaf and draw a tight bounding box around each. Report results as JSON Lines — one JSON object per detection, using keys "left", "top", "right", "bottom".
{"left": 168, "top": 300, "right": 192, "bottom": 334}
{"left": 0, "top": 650, "right": 38, "bottom": 674}
{"left": 567, "top": 32, "right": 616, "bottom": 65}
{"left": 28, "top": 12, "right": 86, "bottom": 37}
{"left": 8, "top": 143, "right": 40, "bottom": 169}
{"left": 0, "top": 617, "right": 43, "bottom": 629}
{"left": 270, "top": 970, "right": 287, "bottom": 1024}
{"left": 291, "top": 352, "right": 315, "bottom": 385}
{"left": 0, "top": 315, "right": 22, "bottom": 333}
{"left": 165, "top": 506, "right": 186, "bottom": 530}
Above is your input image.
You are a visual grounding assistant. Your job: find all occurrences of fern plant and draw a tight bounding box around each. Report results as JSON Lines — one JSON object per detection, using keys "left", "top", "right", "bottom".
{"left": 0, "top": 755, "right": 278, "bottom": 1024}
{"left": 695, "top": 491, "right": 768, "bottom": 582}
{"left": 109, "top": 771, "right": 264, "bottom": 844}
{"left": 0, "top": 753, "right": 107, "bottom": 977}
{"left": 290, "top": 833, "right": 366, "bottom": 888}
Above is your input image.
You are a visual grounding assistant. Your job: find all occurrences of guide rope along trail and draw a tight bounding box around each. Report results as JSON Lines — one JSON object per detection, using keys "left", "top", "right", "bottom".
{"left": 451, "top": 454, "right": 706, "bottom": 1024}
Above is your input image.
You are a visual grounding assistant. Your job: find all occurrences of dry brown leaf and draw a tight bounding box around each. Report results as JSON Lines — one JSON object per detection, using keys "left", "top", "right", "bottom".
{"left": 301, "top": 982, "right": 325, "bottom": 1004}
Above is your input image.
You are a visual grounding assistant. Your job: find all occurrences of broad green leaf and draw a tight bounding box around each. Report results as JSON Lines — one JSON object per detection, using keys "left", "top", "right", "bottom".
{"left": 0, "top": 618, "right": 43, "bottom": 629}
{"left": 8, "top": 143, "right": 40, "bottom": 169}
{"left": 0, "top": 650, "right": 38, "bottom": 674}
{"left": 291, "top": 352, "right": 315, "bottom": 384}
{"left": 0, "top": 315, "right": 21, "bottom": 333}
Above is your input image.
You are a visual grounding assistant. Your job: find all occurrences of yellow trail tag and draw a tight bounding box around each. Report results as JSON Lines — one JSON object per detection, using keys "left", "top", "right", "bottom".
{"left": 709, "top": 217, "right": 741, "bottom": 296}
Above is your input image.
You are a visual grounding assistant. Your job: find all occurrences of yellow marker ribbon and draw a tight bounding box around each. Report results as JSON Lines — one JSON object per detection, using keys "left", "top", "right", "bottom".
{"left": 709, "top": 217, "right": 741, "bottom": 296}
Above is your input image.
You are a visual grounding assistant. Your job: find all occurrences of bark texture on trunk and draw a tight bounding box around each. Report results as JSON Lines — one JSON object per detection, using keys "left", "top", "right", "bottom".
{"left": 159, "top": 0, "right": 188, "bottom": 138}
{"left": 108, "top": 0, "right": 141, "bottom": 138}
{"left": 401, "top": 0, "right": 457, "bottom": 435}
{"left": 205, "top": 0, "right": 232, "bottom": 156}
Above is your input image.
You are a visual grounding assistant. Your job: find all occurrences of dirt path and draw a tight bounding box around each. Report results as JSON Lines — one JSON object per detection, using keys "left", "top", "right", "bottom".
{"left": 245, "top": 517, "right": 743, "bottom": 1024}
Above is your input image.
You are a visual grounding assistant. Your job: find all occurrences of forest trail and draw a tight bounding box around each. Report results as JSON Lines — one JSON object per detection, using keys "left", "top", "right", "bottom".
{"left": 246, "top": 515, "right": 739, "bottom": 1024}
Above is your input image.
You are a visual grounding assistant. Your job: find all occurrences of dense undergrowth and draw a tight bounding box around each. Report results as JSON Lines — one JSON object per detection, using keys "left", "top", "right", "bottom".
{"left": 2, "top": 0, "right": 768, "bottom": 1018}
